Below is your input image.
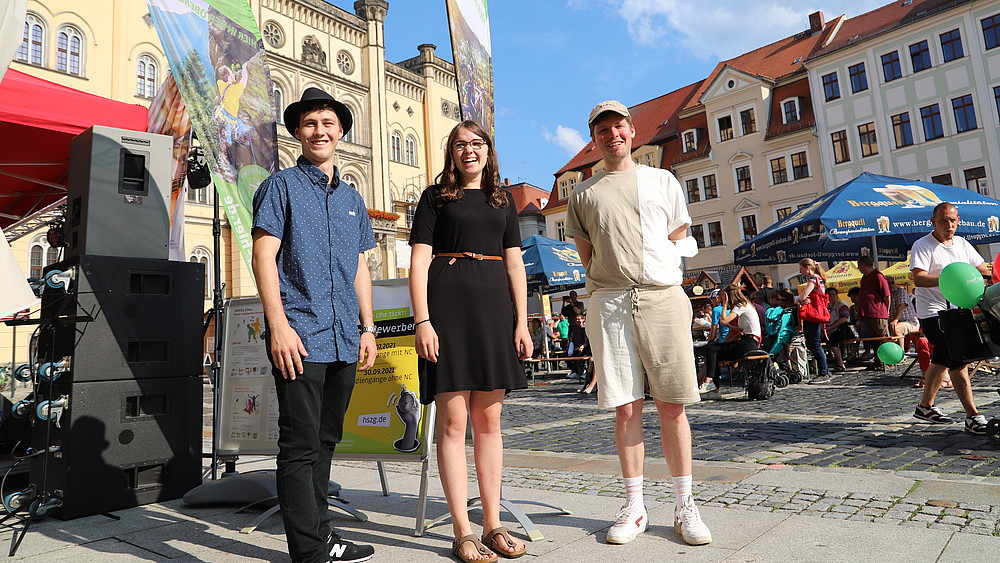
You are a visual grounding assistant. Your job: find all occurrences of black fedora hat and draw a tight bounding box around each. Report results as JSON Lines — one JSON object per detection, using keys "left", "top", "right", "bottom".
{"left": 283, "top": 87, "right": 353, "bottom": 138}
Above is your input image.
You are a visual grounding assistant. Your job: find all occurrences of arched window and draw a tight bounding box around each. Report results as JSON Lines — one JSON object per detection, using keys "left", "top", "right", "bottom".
{"left": 273, "top": 85, "right": 284, "bottom": 124}
{"left": 390, "top": 131, "right": 402, "bottom": 162}
{"left": 405, "top": 135, "right": 418, "bottom": 166}
{"left": 28, "top": 236, "right": 60, "bottom": 279}
{"left": 342, "top": 174, "right": 358, "bottom": 189}
{"left": 341, "top": 104, "right": 355, "bottom": 143}
{"left": 189, "top": 247, "right": 211, "bottom": 298}
{"left": 17, "top": 14, "right": 44, "bottom": 66}
{"left": 136, "top": 55, "right": 157, "bottom": 98}
{"left": 56, "top": 26, "right": 83, "bottom": 76}
{"left": 405, "top": 193, "right": 417, "bottom": 228}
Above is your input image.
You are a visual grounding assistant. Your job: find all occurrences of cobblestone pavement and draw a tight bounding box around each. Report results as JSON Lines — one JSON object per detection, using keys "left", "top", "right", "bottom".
{"left": 504, "top": 367, "right": 1000, "bottom": 476}
{"left": 433, "top": 363, "right": 1000, "bottom": 537}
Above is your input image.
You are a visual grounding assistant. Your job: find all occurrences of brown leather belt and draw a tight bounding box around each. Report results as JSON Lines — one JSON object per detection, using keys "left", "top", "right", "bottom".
{"left": 435, "top": 252, "right": 503, "bottom": 261}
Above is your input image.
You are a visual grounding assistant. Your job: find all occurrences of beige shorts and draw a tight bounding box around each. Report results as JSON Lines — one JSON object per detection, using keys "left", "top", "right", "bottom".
{"left": 892, "top": 320, "right": 920, "bottom": 336}
{"left": 588, "top": 285, "right": 700, "bottom": 409}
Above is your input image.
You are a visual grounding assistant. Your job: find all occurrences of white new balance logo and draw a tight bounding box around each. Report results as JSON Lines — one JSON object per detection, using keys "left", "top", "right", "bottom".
{"left": 331, "top": 542, "right": 347, "bottom": 558}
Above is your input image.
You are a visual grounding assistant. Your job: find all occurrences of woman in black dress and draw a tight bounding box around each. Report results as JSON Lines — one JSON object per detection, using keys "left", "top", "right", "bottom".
{"left": 409, "top": 121, "right": 531, "bottom": 562}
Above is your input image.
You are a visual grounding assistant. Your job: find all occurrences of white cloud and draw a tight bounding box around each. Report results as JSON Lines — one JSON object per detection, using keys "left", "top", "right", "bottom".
{"left": 542, "top": 125, "right": 588, "bottom": 156}
{"left": 612, "top": 0, "right": 888, "bottom": 60}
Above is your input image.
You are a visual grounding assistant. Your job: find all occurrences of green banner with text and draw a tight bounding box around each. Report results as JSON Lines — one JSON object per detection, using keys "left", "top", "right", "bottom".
{"left": 147, "top": 0, "right": 277, "bottom": 279}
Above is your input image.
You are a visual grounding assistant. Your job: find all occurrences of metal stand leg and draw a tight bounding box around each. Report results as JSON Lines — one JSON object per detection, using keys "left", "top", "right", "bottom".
{"left": 377, "top": 461, "right": 389, "bottom": 496}
{"left": 236, "top": 482, "right": 368, "bottom": 534}
{"left": 423, "top": 494, "right": 572, "bottom": 541}
{"left": 239, "top": 503, "right": 281, "bottom": 534}
{"left": 328, "top": 496, "right": 368, "bottom": 522}
{"left": 414, "top": 456, "right": 430, "bottom": 536}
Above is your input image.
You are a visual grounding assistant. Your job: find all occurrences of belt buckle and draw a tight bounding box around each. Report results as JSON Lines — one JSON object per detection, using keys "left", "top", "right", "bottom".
{"left": 471, "top": 252, "right": 484, "bottom": 261}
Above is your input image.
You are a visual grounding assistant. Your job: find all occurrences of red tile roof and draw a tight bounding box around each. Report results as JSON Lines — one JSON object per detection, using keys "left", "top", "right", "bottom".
{"left": 810, "top": 0, "right": 970, "bottom": 60}
{"left": 504, "top": 182, "right": 550, "bottom": 214}
{"left": 684, "top": 15, "right": 845, "bottom": 111}
{"left": 764, "top": 78, "right": 816, "bottom": 139}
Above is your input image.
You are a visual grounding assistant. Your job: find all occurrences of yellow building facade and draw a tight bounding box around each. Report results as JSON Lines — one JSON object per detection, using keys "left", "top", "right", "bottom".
{"left": 2, "top": 0, "right": 459, "bottom": 365}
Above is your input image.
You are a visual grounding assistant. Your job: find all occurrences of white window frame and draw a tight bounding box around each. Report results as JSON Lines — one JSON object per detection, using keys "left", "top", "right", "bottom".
{"left": 738, "top": 105, "right": 757, "bottom": 136}
{"left": 734, "top": 163, "right": 753, "bottom": 193}
{"left": 780, "top": 97, "right": 800, "bottom": 125}
{"left": 189, "top": 247, "right": 212, "bottom": 299}
{"left": 682, "top": 128, "right": 699, "bottom": 153}
{"left": 405, "top": 135, "right": 418, "bottom": 166}
{"left": 555, "top": 219, "right": 566, "bottom": 242}
{"left": 716, "top": 113, "right": 734, "bottom": 142}
{"left": 340, "top": 103, "right": 355, "bottom": 143}
{"left": 18, "top": 14, "right": 46, "bottom": 66}
{"left": 136, "top": 54, "right": 158, "bottom": 98}
{"left": 390, "top": 131, "right": 402, "bottom": 162}
{"left": 27, "top": 235, "right": 60, "bottom": 279}
{"left": 740, "top": 213, "right": 759, "bottom": 241}
{"left": 273, "top": 85, "right": 284, "bottom": 124}
{"left": 56, "top": 25, "right": 84, "bottom": 76}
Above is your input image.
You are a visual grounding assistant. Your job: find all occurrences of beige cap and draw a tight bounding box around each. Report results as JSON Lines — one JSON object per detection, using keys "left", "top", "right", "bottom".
{"left": 588, "top": 100, "right": 631, "bottom": 126}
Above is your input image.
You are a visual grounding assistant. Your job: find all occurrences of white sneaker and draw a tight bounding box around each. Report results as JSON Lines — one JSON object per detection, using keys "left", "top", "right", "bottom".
{"left": 698, "top": 381, "right": 718, "bottom": 394}
{"left": 606, "top": 499, "right": 647, "bottom": 544}
{"left": 674, "top": 497, "right": 712, "bottom": 545}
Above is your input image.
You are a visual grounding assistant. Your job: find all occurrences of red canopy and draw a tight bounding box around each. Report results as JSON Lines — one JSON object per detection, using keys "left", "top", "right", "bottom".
{"left": 0, "top": 69, "right": 148, "bottom": 229}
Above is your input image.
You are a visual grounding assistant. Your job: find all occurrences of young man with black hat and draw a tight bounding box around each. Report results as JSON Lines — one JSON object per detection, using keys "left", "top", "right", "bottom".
{"left": 566, "top": 100, "right": 711, "bottom": 547}
{"left": 252, "top": 87, "right": 377, "bottom": 563}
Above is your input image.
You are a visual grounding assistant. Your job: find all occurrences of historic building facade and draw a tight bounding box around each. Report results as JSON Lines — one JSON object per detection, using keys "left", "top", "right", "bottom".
{"left": 805, "top": 0, "right": 1000, "bottom": 199}
{"left": 3, "top": 0, "right": 458, "bottom": 363}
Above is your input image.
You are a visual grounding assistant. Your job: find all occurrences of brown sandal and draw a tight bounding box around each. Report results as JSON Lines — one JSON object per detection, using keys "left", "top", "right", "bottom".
{"left": 482, "top": 526, "right": 526, "bottom": 559}
{"left": 452, "top": 534, "right": 497, "bottom": 563}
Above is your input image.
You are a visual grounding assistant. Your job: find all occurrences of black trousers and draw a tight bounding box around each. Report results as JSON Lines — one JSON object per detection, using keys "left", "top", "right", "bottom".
{"left": 272, "top": 360, "right": 357, "bottom": 563}
{"left": 702, "top": 335, "right": 759, "bottom": 380}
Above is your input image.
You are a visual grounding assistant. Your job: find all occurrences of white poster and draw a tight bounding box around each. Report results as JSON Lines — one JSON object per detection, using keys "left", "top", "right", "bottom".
{"left": 395, "top": 239, "right": 411, "bottom": 269}
{"left": 0, "top": 0, "right": 28, "bottom": 84}
{"left": 0, "top": 227, "right": 37, "bottom": 317}
{"left": 228, "top": 384, "right": 264, "bottom": 440}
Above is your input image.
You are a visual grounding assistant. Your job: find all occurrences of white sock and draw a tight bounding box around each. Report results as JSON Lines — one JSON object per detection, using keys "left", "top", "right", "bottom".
{"left": 672, "top": 475, "right": 693, "bottom": 509}
{"left": 623, "top": 475, "right": 644, "bottom": 505}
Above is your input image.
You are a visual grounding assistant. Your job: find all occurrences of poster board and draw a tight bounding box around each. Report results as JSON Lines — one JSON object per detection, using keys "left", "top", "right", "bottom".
{"left": 216, "top": 279, "right": 430, "bottom": 460}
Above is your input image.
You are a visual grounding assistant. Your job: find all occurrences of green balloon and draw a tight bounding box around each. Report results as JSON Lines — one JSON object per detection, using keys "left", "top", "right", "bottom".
{"left": 939, "top": 262, "right": 985, "bottom": 308}
{"left": 877, "top": 342, "right": 904, "bottom": 365}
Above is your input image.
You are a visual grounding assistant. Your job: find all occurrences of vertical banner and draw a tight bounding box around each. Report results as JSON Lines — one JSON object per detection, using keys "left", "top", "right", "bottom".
{"left": 445, "top": 0, "right": 494, "bottom": 133}
{"left": 146, "top": 73, "right": 192, "bottom": 261}
{"left": 146, "top": 0, "right": 277, "bottom": 276}
{"left": 0, "top": 0, "right": 27, "bottom": 84}
{"left": 0, "top": 226, "right": 36, "bottom": 318}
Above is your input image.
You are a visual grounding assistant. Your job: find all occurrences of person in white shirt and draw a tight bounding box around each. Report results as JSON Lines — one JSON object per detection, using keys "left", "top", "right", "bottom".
{"left": 566, "top": 100, "right": 710, "bottom": 548}
{"left": 910, "top": 202, "right": 991, "bottom": 433}
{"left": 696, "top": 285, "right": 762, "bottom": 394}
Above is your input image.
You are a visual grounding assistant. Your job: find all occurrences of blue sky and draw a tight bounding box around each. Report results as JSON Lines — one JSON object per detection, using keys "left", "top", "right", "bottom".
{"left": 328, "top": 0, "right": 886, "bottom": 190}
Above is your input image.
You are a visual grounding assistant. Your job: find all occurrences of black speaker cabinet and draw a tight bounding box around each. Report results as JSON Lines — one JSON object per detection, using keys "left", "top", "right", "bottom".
{"left": 29, "top": 376, "right": 203, "bottom": 520}
{"left": 38, "top": 255, "right": 204, "bottom": 382}
{"left": 65, "top": 126, "right": 173, "bottom": 260}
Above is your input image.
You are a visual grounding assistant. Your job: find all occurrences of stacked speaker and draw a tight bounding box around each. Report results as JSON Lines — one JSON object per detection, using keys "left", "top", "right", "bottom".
{"left": 29, "top": 126, "right": 205, "bottom": 520}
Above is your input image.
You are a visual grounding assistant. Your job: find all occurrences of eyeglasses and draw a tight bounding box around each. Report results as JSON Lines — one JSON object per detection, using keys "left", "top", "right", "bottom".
{"left": 452, "top": 140, "right": 486, "bottom": 151}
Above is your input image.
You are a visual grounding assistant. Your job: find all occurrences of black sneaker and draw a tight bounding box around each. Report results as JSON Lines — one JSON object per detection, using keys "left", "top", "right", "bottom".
{"left": 326, "top": 530, "right": 374, "bottom": 563}
{"left": 965, "top": 414, "right": 989, "bottom": 435}
{"left": 914, "top": 405, "right": 955, "bottom": 424}
{"left": 808, "top": 374, "right": 832, "bottom": 384}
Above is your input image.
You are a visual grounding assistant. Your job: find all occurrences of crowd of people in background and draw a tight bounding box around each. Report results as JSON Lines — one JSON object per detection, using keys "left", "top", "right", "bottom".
{"left": 686, "top": 256, "right": 948, "bottom": 394}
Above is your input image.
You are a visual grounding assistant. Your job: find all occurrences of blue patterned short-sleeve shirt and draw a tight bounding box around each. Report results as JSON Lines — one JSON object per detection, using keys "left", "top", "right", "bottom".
{"left": 252, "top": 155, "right": 377, "bottom": 363}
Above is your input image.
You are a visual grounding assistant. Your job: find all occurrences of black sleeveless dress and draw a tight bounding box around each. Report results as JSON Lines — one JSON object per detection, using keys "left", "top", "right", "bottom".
{"left": 409, "top": 187, "right": 527, "bottom": 404}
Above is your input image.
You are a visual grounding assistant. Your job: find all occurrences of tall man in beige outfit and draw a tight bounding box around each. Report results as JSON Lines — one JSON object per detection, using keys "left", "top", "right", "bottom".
{"left": 566, "top": 101, "right": 711, "bottom": 547}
